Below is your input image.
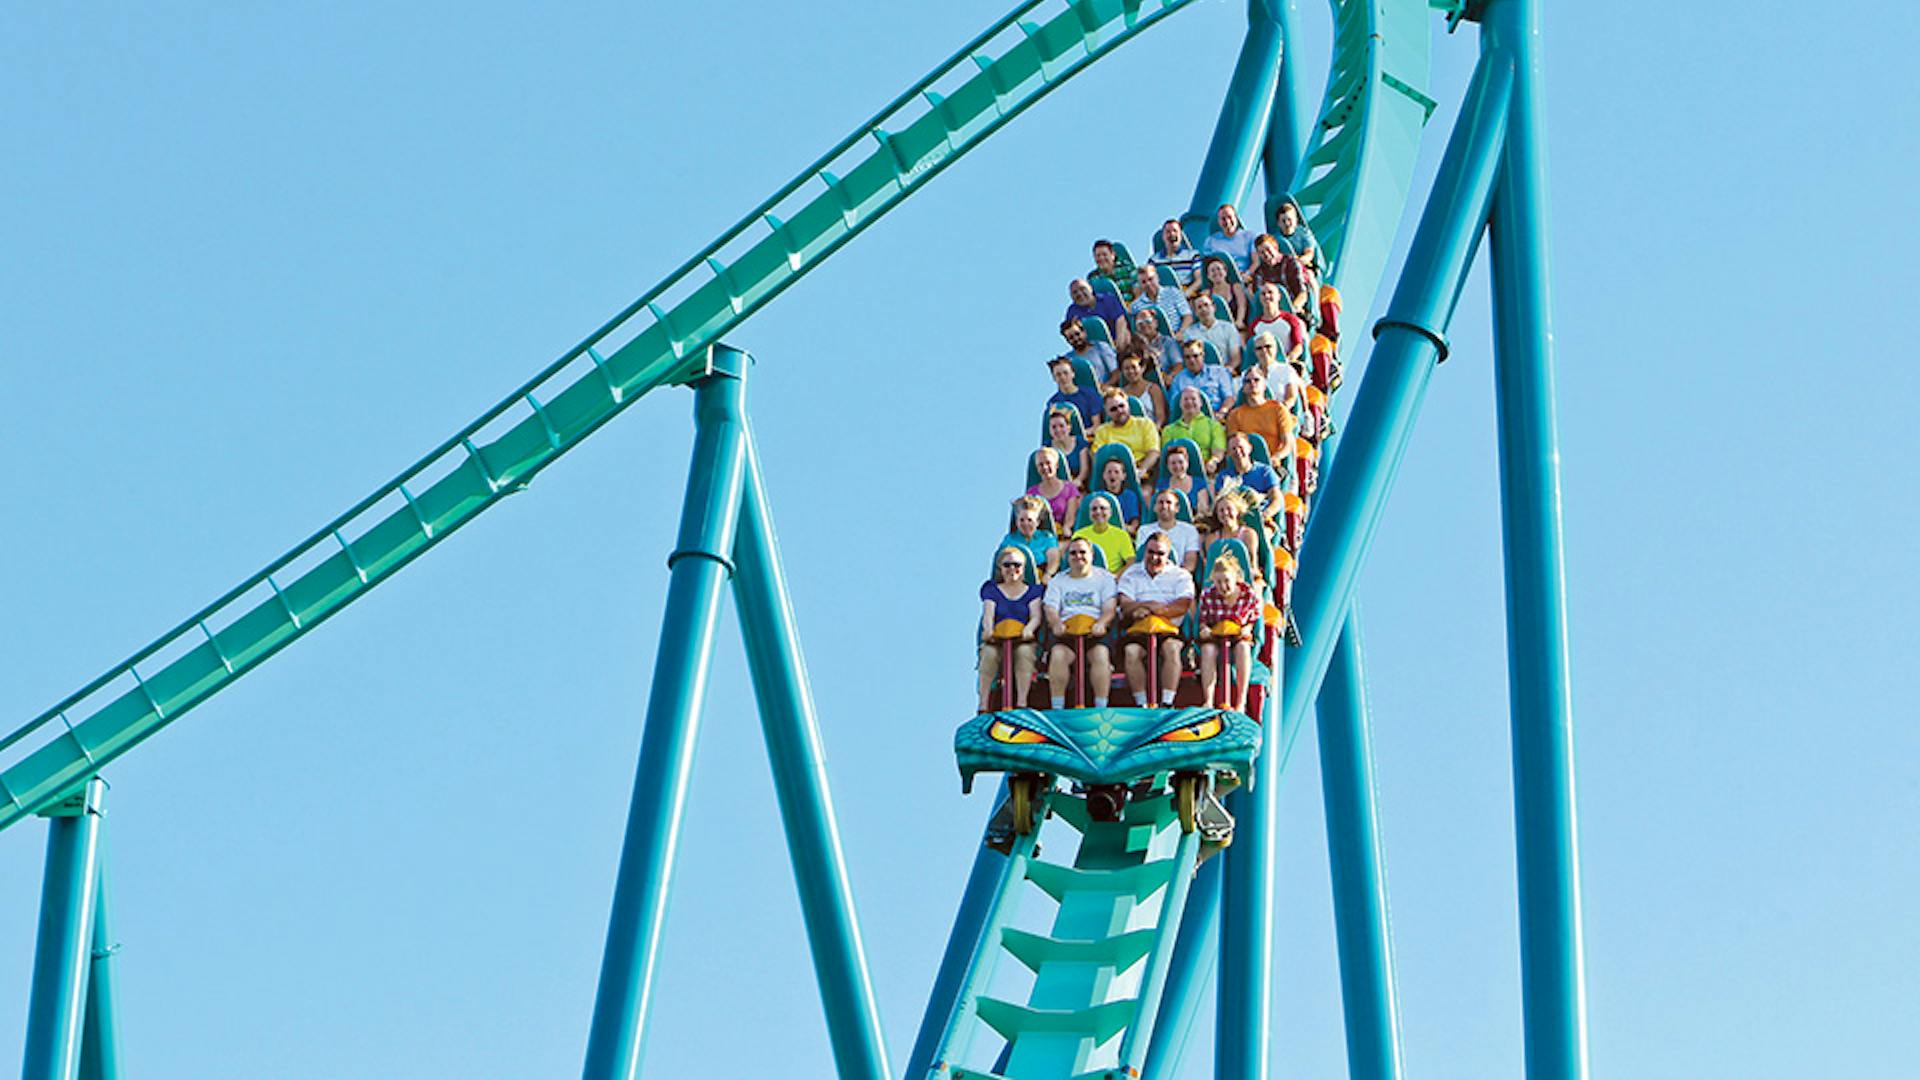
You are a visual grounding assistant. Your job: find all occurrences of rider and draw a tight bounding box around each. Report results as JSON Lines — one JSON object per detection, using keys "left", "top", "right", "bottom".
{"left": 978, "top": 546, "right": 1044, "bottom": 712}
{"left": 1117, "top": 535, "right": 1195, "bottom": 708}
{"left": 1197, "top": 551, "right": 1260, "bottom": 713}
{"left": 1043, "top": 538, "right": 1118, "bottom": 709}
{"left": 1136, "top": 489, "right": 1202, "bottom": 574}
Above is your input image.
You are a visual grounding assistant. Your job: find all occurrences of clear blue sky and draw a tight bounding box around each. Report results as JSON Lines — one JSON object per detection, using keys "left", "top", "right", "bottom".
{"left": 4, "top": 2, "right": 1916, "bottom": 1077}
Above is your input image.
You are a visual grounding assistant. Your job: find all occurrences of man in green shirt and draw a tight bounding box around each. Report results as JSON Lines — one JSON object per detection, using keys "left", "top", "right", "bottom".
{"left": 1163, "top": 386, "right": 1227, "bottom": 475}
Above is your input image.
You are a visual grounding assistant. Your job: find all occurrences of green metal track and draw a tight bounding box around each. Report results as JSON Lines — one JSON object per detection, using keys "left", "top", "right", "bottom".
{"left": 929, "top": 793, "right": 1201, "bottom": 1079}
{"left": 0, "top": 0, "right": 1203, "bottom": 832}
{"left": 1265, "top": 0, "right": 1435, "bottom": 771}
{"left": 1295, "top": 0, "right": 1436, "bottom": 367}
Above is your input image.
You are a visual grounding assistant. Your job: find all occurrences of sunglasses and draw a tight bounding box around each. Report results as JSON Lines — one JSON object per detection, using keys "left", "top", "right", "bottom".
{"left": 1000, "top": 561, "right": 1024, "bottom": 569}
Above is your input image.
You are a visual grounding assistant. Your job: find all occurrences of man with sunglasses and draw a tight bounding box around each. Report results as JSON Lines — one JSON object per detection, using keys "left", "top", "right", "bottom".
{"left": 1043, "top": 538, "right": 1118, "bottom": 709}
{"left": 1118, "top": 536, "right": 1195, "bottom": 708}
{"left": 1089, "top": 389, "right": 1161, "bottom": 479}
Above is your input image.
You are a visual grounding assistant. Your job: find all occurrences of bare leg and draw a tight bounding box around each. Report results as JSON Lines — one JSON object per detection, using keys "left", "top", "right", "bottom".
{"left": 977, "top": 644, "right": 999, "bottom": 712}
{"left": 1047, "top": 644, "right": 1074, "bottom": 705}
{"left": 1159, "top": 639, "right": 1183, "bottom": 704}
{"left": 1123, "top": 641, "right": 1148, "bottom": 705}
{"left": 1200, "top": 641, "right": 1220, "bottom": 706}
{"left": 1232, "top": 639, "right": 1253, "bottom": 712}
{"left": 1087, "top": 645, "right": 1113, "bottom": 705}
{"left": 1012, "top": 644, "right": 1037, "bottom": 708}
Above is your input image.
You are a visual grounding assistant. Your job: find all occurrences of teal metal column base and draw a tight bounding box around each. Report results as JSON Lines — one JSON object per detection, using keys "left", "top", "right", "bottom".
{"left": 583, "top": 346, "right": 751, "bottom": 1080}
{"left": 23, "top": 778, "right": 107, "bottom": 1080}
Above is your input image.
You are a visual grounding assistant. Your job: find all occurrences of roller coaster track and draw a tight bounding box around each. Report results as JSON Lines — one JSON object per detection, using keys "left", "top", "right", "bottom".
{"left": 0, "top": 0, "right": 1209, "bottom": 831}
{"left": 8, "top": 0, "right": 1441, "bottom": 1073}
{"left": 918, "top": 0, "right": 1435, "bottom": 1074}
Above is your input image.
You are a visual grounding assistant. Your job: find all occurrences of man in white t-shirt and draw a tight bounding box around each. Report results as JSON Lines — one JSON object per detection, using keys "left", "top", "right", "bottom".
{"left": 1043, "top": 538, "right": 1119, "bottom": 708}
{"left": 1116, "top": 535, "right": 1196, "bottom": 707}
{"left": 1136, "top": 490, "right": 1203, "bottom": 575}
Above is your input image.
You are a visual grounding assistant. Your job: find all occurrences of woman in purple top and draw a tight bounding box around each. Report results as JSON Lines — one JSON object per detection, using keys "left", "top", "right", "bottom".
{"left": 1027, "top": 448, "right": 1081, "bottom": 531}
{"left": 978, "top": 546, "right": 1044, "bottom": 712}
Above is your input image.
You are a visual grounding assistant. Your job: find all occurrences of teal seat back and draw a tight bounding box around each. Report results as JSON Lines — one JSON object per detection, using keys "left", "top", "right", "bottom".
{"left": 1165, "top": 488, "right": 1195, "bottom": 524}
{"left": 1201, "top": 341, "right": 1225, "bottom": 370}
{"left": 1159, "top": 437, "right": 1205, "bottom": 493}
{"left": 1081, "top": 316, "right": 1112, "bottom": 345}
{"left": 1088, "top": 443, "right": 1142, "bottom": 508}
{"left": 1091, "top": 276, "right": 1119, "bottom": 297}
{"left": 1204, "top": 538, "right": 1254, "bottom": 586}
{"left": 1075, "top": 490, "right": 1125, "bottom": 531}
{"left": 1025, "top": 447, "right": 1072, "bottom": 490}
{"left": 1210, "top": 295, "right": 1232, "bottom": 321}
{"left": 1040, "top": 398, "right": 1090, "bottom": 445}
{"left": 1155, "top": 264, "right": 1180, "bottom": 287}
{"left": 988, "top": 547, "right": 1041, "bottom": 587}
{"left": 1006, "top": 499, "right": 1060, "bottom": 539}
{"left": 1128, "top": 394, "right": 1148, "bottom": 420}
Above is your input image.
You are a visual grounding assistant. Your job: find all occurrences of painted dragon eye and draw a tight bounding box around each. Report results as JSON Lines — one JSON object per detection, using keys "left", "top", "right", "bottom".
{"left": 1156, "top": 716, "right": 1224, "bottom": 743}
{"left": 988, "top": 719, "right": 1054, "bottom": 746}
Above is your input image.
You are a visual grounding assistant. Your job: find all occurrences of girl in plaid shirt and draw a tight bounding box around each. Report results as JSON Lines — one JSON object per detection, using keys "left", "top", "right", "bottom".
{"left": 1198, "top": 553, "right": 1261, "bottom": 713}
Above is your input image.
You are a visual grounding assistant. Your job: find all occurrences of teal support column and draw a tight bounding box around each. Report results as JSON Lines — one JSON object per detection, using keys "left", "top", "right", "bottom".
{"left": 1184, "top": 0, "right": 1290, "bottom": 237}
{"left": 22, "top": 778, "right": 106, "bottom": 1080}
{"left": 1217, "top": 675, "right": 1282, "bottom": 1080}
{"left": 1141, "top": 858, "right": 1220, "bottom": 1078}
{"left": 583, "top": 347, "right": 751, "bottom": 1080}
{"left": 76, "top": 853, "right": 121, "bottom": 1080}
{"left": 1257, "top": 0, "right": 1307, "bottom": 229}
{"left": 731, "top": 437, "right": 891, "bottom": 1080}
{"left": 1316, "top": 612, "right": 1404, "bottom": 1080}
{"left": 1482, "top": 2, "right": 1590, "bottom": 1075}
{"left": 906, "top": 796, "right": 1012, "bottom": 1080}
{"left": 1281, "top": 46, "right": 1514, "bottom": 738}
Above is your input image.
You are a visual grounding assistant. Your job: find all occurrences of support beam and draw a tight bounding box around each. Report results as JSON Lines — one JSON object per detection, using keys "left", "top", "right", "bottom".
{"left": 1316, "top": 611, "right": 1404, "bottom": 1080}
{"left": 1217, "top": 674, "right": 1283, "bottom": 1080}
{"left": 22, "top": 778, "right": 106, "bottom": 1080}
{"left": 77, "top": 853, "right": 121, "bottom": 1080}
{"left": 1482, "top": 2, "right": 1590, "bottom": 1075}
{"left": 905, "top": 797, "right": 1015, "bottom": 1080}
{"left": 1141, "top": 857, "right": 1220, "bottom": 1079}
{"left": 1281, "top": 45, "right": 1514, "bottom": 736}
{"left": 1258, "top": 0, "right": 1308, "bottom": 230}
{"left": 583, "top": 347, "right": 751, "bottom": 1080}
{"left": 1185, "top": 0, "right": 1292, "bottom": 238}
{"left": 731, "top": 438, "right": 891, "bottom": 1080}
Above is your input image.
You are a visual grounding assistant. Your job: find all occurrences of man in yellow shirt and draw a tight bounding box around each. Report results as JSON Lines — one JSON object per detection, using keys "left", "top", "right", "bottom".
{"left": 1089, "top": 389, "right": 1161, "bottom": 478}
{"left": 1072, "top": 493, "right": 1136, "bottom": 575}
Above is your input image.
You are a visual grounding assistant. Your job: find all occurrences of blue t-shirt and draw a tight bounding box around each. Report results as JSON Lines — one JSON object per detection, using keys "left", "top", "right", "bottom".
{"left": 999, "top": 530, "right": 1059, "bottom": 572}
{"left": 1203, "top": 228, "right": 1258, "bottom": 273}
{"left": 1169, "top": 364, "right": 1234, "bottom": 416}
{"left": 1048, "top": 386, "right": 1103, "bottom": 430}
{"left": 1066, "top": 291, "right": 1130, "bottom": 337}
{"left": 980, "top": 581, "right": 1045, "bottom": 626}
{"left": 1221, "top": 462, "right": 1280, "bottom": 496}
{"left": 1096, "top": 487, "right": 1143, "bottom": 525}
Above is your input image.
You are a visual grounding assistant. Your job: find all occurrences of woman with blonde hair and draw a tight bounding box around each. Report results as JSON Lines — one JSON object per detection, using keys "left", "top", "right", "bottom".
{"left": 978, "top": 545, "right": 1044, "bottom": 712}
{"left": 1209, "top": 488, "right": 1263, "bottom": 580}
{"left": 1197, "top": 552, "right": 1261, "bottom": 712}
{"left": 1026, "top": 447, "right": 1081, "bottom": 533}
